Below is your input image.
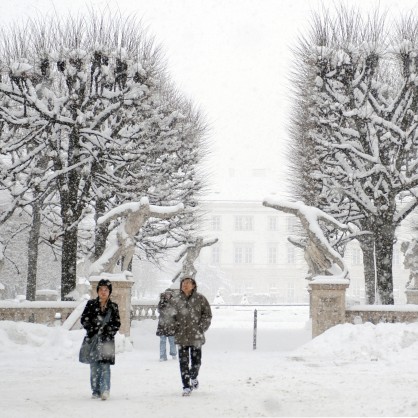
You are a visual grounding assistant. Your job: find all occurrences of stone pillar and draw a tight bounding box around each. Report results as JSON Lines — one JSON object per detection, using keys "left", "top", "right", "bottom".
{"left": 406, "top": 288, "right": 418, "bottom": 304}
{"left": 309, "top": 279, "right": 349, "bottom": 338}
{"left": 89, "top": 272, "right": 134, "bottom": 336}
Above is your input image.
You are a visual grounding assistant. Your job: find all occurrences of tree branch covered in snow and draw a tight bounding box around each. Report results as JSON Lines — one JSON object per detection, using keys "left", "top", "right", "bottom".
{"left": 0, "top": 11, "right": 208, "bottom": 299}
{"left": 289, "top": 5, "right": 418, "bottom": 304}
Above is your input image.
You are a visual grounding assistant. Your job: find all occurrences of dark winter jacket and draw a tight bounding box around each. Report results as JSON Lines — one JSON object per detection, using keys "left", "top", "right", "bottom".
{"left": 156, "top": 289, "right": 177, "bottom": 337}
{"left": 172, "top": 287, "right": 212, "bottom": 347}
{"left": 80, "top": 298, "right": 121, "bottom": 364}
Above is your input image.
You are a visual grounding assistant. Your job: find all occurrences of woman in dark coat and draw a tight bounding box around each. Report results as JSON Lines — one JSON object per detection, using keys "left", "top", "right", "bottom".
{"left": 173, "top": 277, "right": 212, "bottom": 396}
{"left": 81, "top": 279, "right": 121, "bottom": 400}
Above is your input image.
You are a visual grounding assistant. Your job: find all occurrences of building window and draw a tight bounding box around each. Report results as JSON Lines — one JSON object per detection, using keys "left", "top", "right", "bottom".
{"left": 287, "top": 244, "right": 295, "bottom": 264}
{"left": 286, "top": 216, "right": 298, "bottom": 233}
{"left": 235, "top": 216, "right": 253, "bottom": 231}
{"left": 234, "top": 244, "right": 253, "bottom": 264}
{"left": 211, "top": 215, "right": 221, "bottom": 231}
{"left": 268, "top": 245, "right": 277, "bottom": 264}
{"left": 211, "top": 246, "right": 220, "bottom": 265}
{"left": 268, "top": 216, "right": 278, "bottom": 231}
{"left": 287, "top": 282, "right": 295, "bottom": 302}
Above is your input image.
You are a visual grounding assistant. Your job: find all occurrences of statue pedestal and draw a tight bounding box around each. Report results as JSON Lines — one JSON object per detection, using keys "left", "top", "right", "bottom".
{"left": 406, "top": 288, "right": 418, "bottom": 304}
{"left": 89, "top": 272, "right": 134, "bottom": 336}
{"left": 309, "top": 278, "right": 349, "bottom": 338}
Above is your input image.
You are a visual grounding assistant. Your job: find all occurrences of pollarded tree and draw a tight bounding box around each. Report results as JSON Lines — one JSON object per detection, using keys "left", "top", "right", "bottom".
{"left": 89, "top": 85, "right": 207, "bottom": 265}
{"left": 0, "top": 12, "right": 207, "bottom": 299}
{"left": 289, "top": 6, "right": 418, "bottom": 304}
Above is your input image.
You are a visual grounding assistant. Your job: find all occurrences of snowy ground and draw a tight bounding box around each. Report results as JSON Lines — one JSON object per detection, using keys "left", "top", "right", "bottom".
{"left": 1, "top": 305, "right": 418, "bottom": 417}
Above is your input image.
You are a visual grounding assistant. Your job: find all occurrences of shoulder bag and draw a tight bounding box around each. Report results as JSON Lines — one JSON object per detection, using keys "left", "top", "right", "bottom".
{"left": 79, "top": 307, "right": 112, "bottom": 364}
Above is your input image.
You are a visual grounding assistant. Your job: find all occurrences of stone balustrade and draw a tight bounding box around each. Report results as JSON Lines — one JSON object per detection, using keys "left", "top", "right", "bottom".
{"left": 0, "top": 301, "right": 79, "bottom": 326}
{"left": 131, "top": 304, "right": 158, "bottom": 321}
{"left": 346, "top": 305, "right": 418, "bottom": 324}
{"left": 0, "top": 301, "right": 158, "bottom": 326}
{"left": 309, "top": 279, "right": 418, "bottom": 338}
{"left": 4, "top": 280, "right": 418, "bottom": 341}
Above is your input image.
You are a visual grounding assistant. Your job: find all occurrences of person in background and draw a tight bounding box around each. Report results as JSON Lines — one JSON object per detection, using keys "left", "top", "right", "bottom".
{"left": 173, "top": 277, "right": 212, "bottom": 396}
{"left": 156, "top": 288, "right": 177, "bottom": 361}
{"left": 81, "top": 279, "right": 121, "bottom": 401}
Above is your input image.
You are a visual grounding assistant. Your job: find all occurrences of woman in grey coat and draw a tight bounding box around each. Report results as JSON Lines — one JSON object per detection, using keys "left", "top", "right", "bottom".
{"left": 173, "top": 277, "right": 212, "bottom": 396}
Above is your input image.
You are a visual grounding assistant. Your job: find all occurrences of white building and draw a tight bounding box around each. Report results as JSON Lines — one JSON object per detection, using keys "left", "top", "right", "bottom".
{"left": 129, "top": 167, "right": 410, "bottom": 304}
{"left": 197, "top": 197, "right": 410, "bottom": 305}
{"left": 198, "top": 198, "right": 308, "bottom": 304}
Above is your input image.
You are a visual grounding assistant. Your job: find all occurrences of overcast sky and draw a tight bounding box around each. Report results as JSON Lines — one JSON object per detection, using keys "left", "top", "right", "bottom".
{"left": 1, "top": 0, "right": 418, "bottom": 200}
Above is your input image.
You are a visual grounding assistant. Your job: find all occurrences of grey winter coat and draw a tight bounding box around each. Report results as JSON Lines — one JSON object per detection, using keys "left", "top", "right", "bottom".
{"left": 172, "top": 287, "right": 212, "bottom": 347}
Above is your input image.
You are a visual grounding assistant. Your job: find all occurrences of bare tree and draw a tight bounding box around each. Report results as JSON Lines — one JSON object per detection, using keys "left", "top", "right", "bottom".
{"left": 288, "top": 5, "right": 418, "bottom": 304}
{"left": 0, "top": 12, "right": 207, "bottom": 299}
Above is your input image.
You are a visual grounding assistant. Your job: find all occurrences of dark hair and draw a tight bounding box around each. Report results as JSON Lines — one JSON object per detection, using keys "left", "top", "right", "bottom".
{"left": 180, "top": 277, "right": 196, "bottom": 287}
{"left": 97, "top": 278, "right": 112, "bottom": 295}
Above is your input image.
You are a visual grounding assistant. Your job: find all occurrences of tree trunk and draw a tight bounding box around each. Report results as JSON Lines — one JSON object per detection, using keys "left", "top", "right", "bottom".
{"left": 92, "top": 197, "right": 108, "bottom": 261}
{"left": 373, "top": 221, "right": 395, "bottom": 305}
{"left": 358, "top": 236, "right": 376, "bottom": 304}
{"left": 60, "top": 127, "right": 83, "bottom": 300}
{"left": 26, "top": 201, "right": 42, "bottom": 301}
{"left": 61, "top": 227, "right": 78, "bottom": 300}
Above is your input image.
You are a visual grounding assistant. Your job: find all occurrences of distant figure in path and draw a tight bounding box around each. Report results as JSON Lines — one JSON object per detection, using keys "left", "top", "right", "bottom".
{"left": 90, "top": 197, "right": 184, "bottom": 275}
{"left": 156, "top": 288, "right": 177, "bottom": 361}
{"left": 263, "top": 199, "right": 349, "bottom": 280}
{"left": 172, "top": 236, "right": 218, "bottom": 283}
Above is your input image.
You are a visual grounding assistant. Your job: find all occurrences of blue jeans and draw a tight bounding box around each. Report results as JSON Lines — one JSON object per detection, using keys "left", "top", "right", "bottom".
{"left": 90, "top": 362, "right": 111, "bottom": 395}
{"left": 160, "top": 336, "right": 177, "bottom": 360}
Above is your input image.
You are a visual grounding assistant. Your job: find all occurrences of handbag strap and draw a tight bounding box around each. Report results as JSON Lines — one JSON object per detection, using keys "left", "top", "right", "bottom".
{"left": 98, "top": 305, "right": 113, "bottom": 335}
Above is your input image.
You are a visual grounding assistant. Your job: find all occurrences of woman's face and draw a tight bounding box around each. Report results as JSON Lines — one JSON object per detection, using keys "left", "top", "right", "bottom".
{"left": 181, "top": 279, "right": 195, "bottom": 296}
{"left": 98, "top": 286, "right": 110, "bottom": 302}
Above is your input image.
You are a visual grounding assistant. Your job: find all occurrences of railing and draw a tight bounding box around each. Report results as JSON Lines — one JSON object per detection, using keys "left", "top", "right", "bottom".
{"left": 131, "top": 304, "right": 158, "bottom": 321}
{"left": 346, "top": 305, "right": 418, "bottom": 324}
{"left": 0, "top": 301, "right": 309, "bottom": 325}
{"left": 0, "top": 301, "right": 79, "bottom": 326}
{"left": 130, "top": 303, "right": 309, "bottom": 321}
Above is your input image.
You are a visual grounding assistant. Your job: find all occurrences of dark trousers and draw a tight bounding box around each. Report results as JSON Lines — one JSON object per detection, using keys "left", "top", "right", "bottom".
{"left": 178, "top": 345, "right": 202, "bottom": 389}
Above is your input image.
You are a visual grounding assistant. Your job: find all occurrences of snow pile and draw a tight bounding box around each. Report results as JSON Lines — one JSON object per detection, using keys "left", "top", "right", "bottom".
{"left": 0, "top": 321, "right": 81, "bottom": 359}
{"left": 0, "top": 321, "right": 131, "bottom": 358}
{"left": 291, "top": 321, "right": 418, "bottom": 363}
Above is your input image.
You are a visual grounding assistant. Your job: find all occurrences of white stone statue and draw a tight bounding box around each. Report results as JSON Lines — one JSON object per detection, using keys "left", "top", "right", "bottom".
{"left": 172, "top": 236, "right": 218, "bottom": 282}
{"left": 401, "top": 240, "right": 418, "bottom": 289}
{"left": 89, "top": 197, "right": 184, "bottom": 275}
{"left": 263, "top": 198, "right": 349, "bottom": 280}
